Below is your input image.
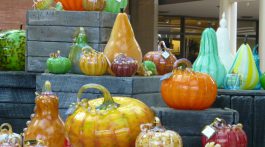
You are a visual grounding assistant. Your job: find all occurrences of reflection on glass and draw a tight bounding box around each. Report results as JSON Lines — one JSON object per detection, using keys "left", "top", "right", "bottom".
{"left": 224, "top": 74, "right": 241, "bottom": 90}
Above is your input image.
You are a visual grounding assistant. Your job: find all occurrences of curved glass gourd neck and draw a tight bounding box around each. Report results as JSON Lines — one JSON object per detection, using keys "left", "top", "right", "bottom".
{"left": 200, "top": 28, "right": 218, "bottom": 56}
{"left": 35, "top": 81, "right": 59, "bottom": 118}
{"left": 75, "top": 33, "right": 88, "bottom": 46}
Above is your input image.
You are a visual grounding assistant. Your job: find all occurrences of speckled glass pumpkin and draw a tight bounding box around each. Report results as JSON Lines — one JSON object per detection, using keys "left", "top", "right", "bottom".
{"left": 111, "top": 54, "right": 138, "bottom": 77}
{"left": 65, "top": 83, "right": 155, "bottom": 147}
{"left": 0, "top": 123, "right": 22, "bottom": 147}
{"left": 136, "top": 117, "right": 182, "bottom": 147}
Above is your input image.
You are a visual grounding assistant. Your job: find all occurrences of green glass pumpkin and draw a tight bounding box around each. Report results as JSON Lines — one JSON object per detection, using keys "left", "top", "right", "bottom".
{"left": 143, "top": 61, "right": 157, "bottom": 76}
{"left": 104, "top": 0, "right": 128, "bottom": 13}
{"left": 47, "top": 50, "right": 71, "bottom": 74}
{"left": 260, "top": 73, "right": 265, "bottom": 90}
{"left": 68, "top": 27, "right": 94, "bottom": 74}
{"left": 0, "top": 30, "right": 25, "bottom": 71}
{"left": 193, "top": 28, "right": 226, "bottom": 88}
{"left": 229, "top": 39, "right": 259, "bottom": 90}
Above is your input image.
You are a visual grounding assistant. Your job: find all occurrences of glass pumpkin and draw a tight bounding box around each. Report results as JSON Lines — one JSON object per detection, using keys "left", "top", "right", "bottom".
{"left": 229, "top": 38, "right": 259, "bottom": 90}
{"left": 47, "top": 50, "right": 71, "bottom": 74}
{"left": 65, "top": 83, "right": 155, "bottom": 147}
{"left": 24, "top": 81, "right": 66, "bottom": 147}
{"left": 111, "top": 54, "right": 138, "bottom": 77}
{"left": 79, "top": 49, "right": 108, "bottom": 76}
{"left": 216, "top": 13, "right": 234, "bottom": 72}
{"left": 69, "top": 27, "right": 94, "bottom": 74}
{"left": 104, "top": 9, "right": 142, "bottom": 71}
{"left": 55, "top": 0, "right": 84, "bottom": 11}
{"left": 0, "top": 123, "right": 22, "bottom": 147}
{"left": 135, "top": 117, "right": 183, "bottom": 147}
{"left": 202, "top": 118, "right": 248, "bottom": 147}
{"left": 83, "top": 0, "right": 105, "bottom": 11}
{"left": 161, "top": 59, "right": 217, "bottom": 110}
{"left": 252, "top": 45, "right": 261, "bottom": 89}
{"left": 193, "top": 28, "right": 226, "bottom": 88}
{"left": 0, "top": 30, "right": 25, "bottom": 71}
{"left": 104, "top": 0, "right": 128, "bottom": 13}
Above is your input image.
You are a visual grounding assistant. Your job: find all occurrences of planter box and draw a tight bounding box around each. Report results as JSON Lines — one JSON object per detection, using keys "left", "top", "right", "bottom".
{"left": 0, "top": 72, "right": 36, "bottom": 133}
{"left": 26, "top": 10, "right": 117, "bottom": 72}
{"left": 153, "top": 107, "right": 239, "bottom": 147}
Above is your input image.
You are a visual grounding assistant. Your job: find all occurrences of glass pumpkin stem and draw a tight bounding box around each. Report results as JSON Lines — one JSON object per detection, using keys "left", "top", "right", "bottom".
{"left": 77, "top": 84, "right": 120, "bottom": 110}
{"left": 211, "top": 117, "right": 227, "bottom": 128}
{"left": 0, "top": 123, "right": 13, "bottom": 134}
{"left": 244, "top": 35, "right": 248, "bottom": 45}
{"left": 42, "top": 81, "right": 52, "bottom": 93}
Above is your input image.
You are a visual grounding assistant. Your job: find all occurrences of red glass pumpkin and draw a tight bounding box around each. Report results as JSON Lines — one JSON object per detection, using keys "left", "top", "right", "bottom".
{"left": 111, "top": 54, "right": 138, "bottom": 77}
{"left": 202, "top": 118, "right": 247, "bottom": 147}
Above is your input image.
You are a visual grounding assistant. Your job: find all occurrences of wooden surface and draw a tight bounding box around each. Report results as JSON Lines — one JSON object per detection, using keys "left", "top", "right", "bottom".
{"left": 27, "top": 10, "right": 117, "bottom": 27}
{"left": 254, "top": 96, "right": 265, "bottom": 147}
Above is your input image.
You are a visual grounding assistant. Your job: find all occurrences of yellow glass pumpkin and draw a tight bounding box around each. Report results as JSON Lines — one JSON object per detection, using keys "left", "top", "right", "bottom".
{"left": 65, "top": 84, "right": 155, "bottom": 147}
{"left": 79, "top": 49, "right": 108, "bottom": 76}
{"left": 136, "top": 117, "right": 183, "bottom": 147}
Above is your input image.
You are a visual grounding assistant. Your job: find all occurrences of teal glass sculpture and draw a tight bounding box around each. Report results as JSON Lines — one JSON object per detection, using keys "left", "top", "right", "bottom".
{"left": 253, "top": 44, "right": 261, "bottom": 89}
{"left": 229, "top": 38, "right": 259, "bottom": 90}
{"left": 104, "top": 0, "right": 128, "bottom": 13}
{"left": 193, "top": 28, "right": 226, "bottom": 88}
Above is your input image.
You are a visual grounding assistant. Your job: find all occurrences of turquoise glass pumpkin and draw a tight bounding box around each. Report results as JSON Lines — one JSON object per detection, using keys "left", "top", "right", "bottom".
{"left": 193, "top": 28, "right": 226, "bottom": 88}
{"left": 216, "top": 13, "right": 234, "bottom": 72}
{"left": 104, "top": 0, "right": 128, "bottom": 13}
{"left": 68, "top": 27, "right": 94, "bottom": 74}
{"left": 0, "top": 30, "right": 25, "bottom": 71}
{"left": 253, "top": 45, "right": 261, "bottom": 89}
{"left": 47, "top": 51, "right": 71, "bottom": 74}
{"left": 229, "top": 40, "right": 259, "bottom": 90}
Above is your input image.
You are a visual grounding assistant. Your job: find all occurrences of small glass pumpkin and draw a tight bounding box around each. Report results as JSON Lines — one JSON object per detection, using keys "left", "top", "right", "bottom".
{"left": 136, "top": 117, "right": 183, "bottom": 147}
{"left": 0, "top": 123, "right": 22, "bottom": 147}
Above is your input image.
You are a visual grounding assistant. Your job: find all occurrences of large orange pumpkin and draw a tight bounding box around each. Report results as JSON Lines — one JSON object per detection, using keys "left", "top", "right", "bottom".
{"left": 161, "top": 59, "right": 217, "bottom": 110}
{"left": 55, "top": 0, "right": 84, "bottom": 11}
{"left": 65, "top": 84, "right": 155, "bottom": 147}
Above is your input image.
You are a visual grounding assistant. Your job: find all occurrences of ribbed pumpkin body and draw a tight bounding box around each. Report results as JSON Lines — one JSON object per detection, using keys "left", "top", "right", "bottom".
{"left": 161, "top": 69, "right": 217, "bottom": 110}
{"left": 104, "top": 10, "right": 142, "bottom": 69}
{"left": 83, "top": 0, "right": 105, "bottom": 11}
{"left": 24, "top": 82, "right": 66, "bottom": 147}
{"left": 79, "top": 51, "right": 108, "bottom": 76}
{"left": 144, "top": 51, "right": 176, "bottom": 75}
{"left": 65, "top": 84, "right": 154, "bottom": 147}
{"left": 104, "top": 0, "right": 128, "bottom": 13}
{"left": 136, "top": 118, "right": 182, "bottom": 147}
{"left": 229, "top": 43, "right": 259, "bottom": 90}
{"left": 55, "top": 0, "right": 84, "bottom": 11}
{"left": 0, "top": 30, "right": 25, "bottom": 71}
{"left": 69, "top": 27, "right": 94, "bottom": 74}
{"left": 111, "top": 54, "right": 138, "bottom": 77}
{"left": 202, "top": 120, "right": 247, "bottom": 147}
{"left": 47, "top": 52, "right": 71, "bottom": 74}
{"left": 193, "top": 28, "right": 226, "bottom": 88}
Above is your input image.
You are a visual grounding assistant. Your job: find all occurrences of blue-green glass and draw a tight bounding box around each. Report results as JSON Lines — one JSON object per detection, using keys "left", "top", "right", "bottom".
{"left": 192, "top": 28, "right": 226, "bottom": 88}
{"left": 224, "top": 74, "right": 241, "bottom": 90}
{"left": 253, "top": 45, "right": 261, "bottom": 90}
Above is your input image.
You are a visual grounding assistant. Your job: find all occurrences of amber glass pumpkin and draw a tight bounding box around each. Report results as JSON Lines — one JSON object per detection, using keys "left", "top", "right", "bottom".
{"left": 83, "top": 0, "right": 105, "bottom": 11}
{"left": 104, "top": 9, "right": 142, "bottom": 70}
{"left": 55, "top": 0, "right": 84, "bottom": 11}
{"left": 24, "top": 81, "right": 66, "bottom": 147}
{"left": 144, "top": 43, "right": 177, "bottom": 75}
{"left": 65, "top": 83, "right": 155, "bottom": 147}
{"left": 79, "top": 50, "right": 108, "bottom": 76}
{"left": 202, "top": 118, "right": 248, "bottom": 147}
{"left": 136, "top": 117, "right": 183, "bottom": 147}
{"left": 161, "top": 59, "right": 217, "bottom": 110}
{"left": 111, "top": 54, "right": 138, "bottom": 77}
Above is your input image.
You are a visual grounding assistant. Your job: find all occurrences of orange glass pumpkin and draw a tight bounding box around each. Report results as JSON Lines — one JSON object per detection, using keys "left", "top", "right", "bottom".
{"left": 161, "top": 59, "right": 217, "bottom": 110}
{"left": 144, "top": 42, "right": 176, "bottom": 75}
{"left": 65, "top": 83, "right": 155, "bottom": 147}
{"left": 83, "top": 0, "right": 105, "bottom": 11}
{"left": 79, "top": 50, "right": 108, "bottom": 76}
{"left": 24, "top": 81, "right": 66, "bottom": 147}
{"left": 55, "top": 0, "right": 84, "bottom": 11}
